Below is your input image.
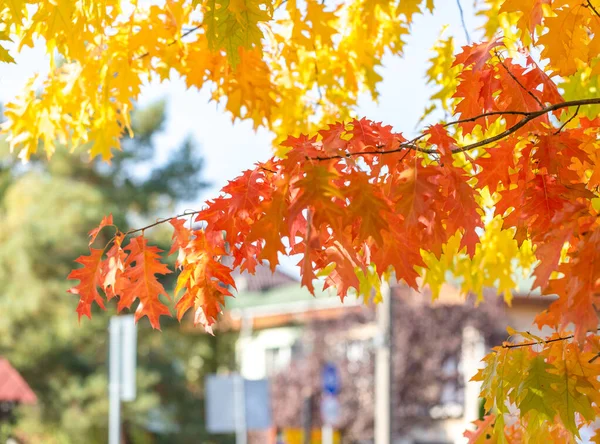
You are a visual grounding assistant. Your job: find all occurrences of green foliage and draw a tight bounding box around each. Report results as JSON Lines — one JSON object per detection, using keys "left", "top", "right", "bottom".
{"left": 0, "top": 101, "right": 236, "bottom": 442}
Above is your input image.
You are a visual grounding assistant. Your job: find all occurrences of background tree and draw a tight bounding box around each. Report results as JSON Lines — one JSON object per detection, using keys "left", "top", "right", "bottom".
{"left": 0, "top": 101, "right": 236, "bottom": 443}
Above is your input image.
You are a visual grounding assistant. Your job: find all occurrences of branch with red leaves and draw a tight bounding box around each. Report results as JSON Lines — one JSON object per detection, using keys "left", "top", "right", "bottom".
{"left": 69, "top": 40, "right": 600, "bottom": 348}
{"left": 311, "top": 97, "right": 600, "bottom": 160}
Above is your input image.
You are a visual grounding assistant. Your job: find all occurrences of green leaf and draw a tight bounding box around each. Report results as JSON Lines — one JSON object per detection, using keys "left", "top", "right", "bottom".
{"left": 517, "top": 356, "right": 561, "bottom": 421}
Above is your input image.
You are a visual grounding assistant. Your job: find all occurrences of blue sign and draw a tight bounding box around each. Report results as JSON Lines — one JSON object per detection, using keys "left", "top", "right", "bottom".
{"left": 322, "top": 362, "right": 340, "bottom": 395}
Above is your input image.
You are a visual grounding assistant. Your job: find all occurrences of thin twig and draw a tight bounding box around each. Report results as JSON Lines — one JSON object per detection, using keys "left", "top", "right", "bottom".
{"left": 502, "top": 333, "right": 573, "bottom": 349}
{"left": 135, "top": 24, "right": 202, "bottom": 60}
{"left": 495, "top": 51, "right": 544, "bottom": 109}
{"left": 309, "top": 98, "right": 600, "bottom": 160}
{"left": 586, "top": 0, "right": 600, "bottom": 18}
{"left": 554, "top": 105, "right": 581, "bottom": 134}
{"left": 312, "top": 43, "right": 324, "bottom": 105}
{"left": 456, "top": 0, "right": 471, "bottom": 44}
{"left": 126, "top": 209, "right": 203, "bottom": 235}
{"left": 501, "top": 327, "right": 600, "bottom": 350}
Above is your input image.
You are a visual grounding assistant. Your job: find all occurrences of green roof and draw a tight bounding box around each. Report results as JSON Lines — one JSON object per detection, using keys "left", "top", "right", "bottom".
{"left": 225, "top": 281, "right": 341, "bottom": 311}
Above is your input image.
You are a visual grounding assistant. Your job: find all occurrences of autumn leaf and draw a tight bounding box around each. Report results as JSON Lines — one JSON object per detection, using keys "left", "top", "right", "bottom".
{"left": 102, "top": 233, "right": 128, "bottom": 300}
{"left": 453, "top": 39, "right": 503, "bottom": 72}
{"left": 475, "top": 142, "right": 515, "bottom": 194}
{"left": 68, "top": 248, "right": 106, "bottom": 321}
{"left": 498, "top": 0, "right": 550, "bottom": 45}
{"left": 119, "top": 237, "right": 172, "bottom": 329}
{"left": 463, "top": 414, "right": 496, "bottom": 444}
{"left": 517, "top": 355, "right": 561, "bottom": 421}
{"left": 88, "top": 214, "right": 114, "bottom": 246}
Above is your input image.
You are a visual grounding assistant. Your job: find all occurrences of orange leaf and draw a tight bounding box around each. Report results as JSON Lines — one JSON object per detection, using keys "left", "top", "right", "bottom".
{"left": 68, "top": 248, "right": 106, "bottom": 321}
{"left": 119, "top": 236, "right": 172, "bottom": 329}
{"left": 463, "top": 414, "right": 496, "bottom": 444}
{"left": 102, "top": 233, "right": 128, "bottom": 300}
{"left": 88, "top": 214, "right": 114, "bottom": 246}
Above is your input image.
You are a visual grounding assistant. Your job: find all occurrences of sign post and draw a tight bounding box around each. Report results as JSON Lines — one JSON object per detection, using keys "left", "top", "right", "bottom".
{"left": 205, "top": 374, "right": 272, "bottom": 436}
{"left": 108, "top": 315, "right": 137, "bottom": 444}
{"left": 321, "top": 363, "right": 340, "bottom": 444}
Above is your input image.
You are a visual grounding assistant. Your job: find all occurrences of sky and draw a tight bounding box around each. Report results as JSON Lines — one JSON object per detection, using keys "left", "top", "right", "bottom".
{"left": 0, "top": 1, "right": 479, "bottom": 276}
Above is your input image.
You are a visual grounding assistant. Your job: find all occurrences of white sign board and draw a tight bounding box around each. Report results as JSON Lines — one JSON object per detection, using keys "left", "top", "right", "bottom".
{"left": 205, "top": 374, "right": 272, "bottom": 433}
{"left": 320, "top": 394, "right": 340, "bottom": 426}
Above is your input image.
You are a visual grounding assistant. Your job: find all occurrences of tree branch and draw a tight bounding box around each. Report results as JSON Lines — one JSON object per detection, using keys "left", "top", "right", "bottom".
{"left": 125, "top": 209, "right": 203, "bottom": 235}
{"left": 495, "top": 51, "right": 544, "bottom": 109}
{"left": 501, "top": 327, "right": 600, "bottom": 352}
{"left": 554, "top": 105, "right": 580, "bottom": 135}
{"left": 586, "top": 0, "right": 600, "bottom": 18}
{"left": 309, "top": 98, "right": 600, "bottom": 160}
{"left": 116, "top": 99, "right": 600, "bottom": 234}
{"left": 136, "top": 24, "right": 202, "bottom": 60}
{"left": 455, "top": 0, "right": 471, "bottom": 44}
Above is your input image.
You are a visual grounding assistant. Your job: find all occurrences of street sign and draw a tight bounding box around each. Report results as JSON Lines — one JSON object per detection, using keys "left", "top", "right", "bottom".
{"left": 205, "top": 374, "right": 272, "bottom": 433}
{"left": 320, "top": 394, "right": 340, "bottom": 426}
{"left": 321, "top": 362, "right": 340, "bottom": 395}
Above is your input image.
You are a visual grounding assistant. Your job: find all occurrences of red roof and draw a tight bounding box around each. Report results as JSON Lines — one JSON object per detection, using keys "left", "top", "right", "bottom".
{"left": 0, "top": 359, "right": 37, "bottom": 404}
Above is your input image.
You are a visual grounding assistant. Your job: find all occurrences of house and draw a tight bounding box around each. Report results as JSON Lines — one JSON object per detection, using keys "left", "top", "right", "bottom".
{"left": 0, "top": 358, "right": 36, "bottom": 430}
{"left": 221, "top": 264, "right": 552, "bottom": 444}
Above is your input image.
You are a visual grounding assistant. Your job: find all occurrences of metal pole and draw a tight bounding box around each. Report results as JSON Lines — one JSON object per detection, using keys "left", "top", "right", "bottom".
{"left": 302, "top": 394, "right": 312, "bottom": 444}
{"left": 322, "top": 424, "right": 334, "bottom": 444}
{"left": 234, "top": 314, "right": 252, "bottom": 444}
{"left": 109, "top": 317, "right": 121, "bottom": 444}
{"left": 233, "top": 373, "right": 247, "bottom": 444}
{"left": 374, "top": 282, "right": 392, "bottom": 444}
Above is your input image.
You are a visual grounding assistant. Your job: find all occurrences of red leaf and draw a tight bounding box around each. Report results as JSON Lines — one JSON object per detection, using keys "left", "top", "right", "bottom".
{"left": 119, "top": 237, "right": 172, "bottom": 329}
{"left": 169, "top": 217, "right": 192, "bottom": 266}
{"left": 427, "top": 124, "right": 457, "bottom": 165}
{"left": 453, "top": 70, "right": 488, "bottom": 134}
{"left": 453, "top": 39, "right": 503, "bottom": 71}
{"left": 102, "top": 233, "right": 128, "bottom": 300}
{"left": 68, "top": 248, "right": 106, "bottom": 320}
{"left": 88, "top": 214, "right": 113, "bottom": 246}
{"left": 475, "top": 142, "right": 515, "bottom": 194}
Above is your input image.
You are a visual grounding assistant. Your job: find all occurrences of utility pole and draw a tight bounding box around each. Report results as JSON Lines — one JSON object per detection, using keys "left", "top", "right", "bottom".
{"left": 234, "top": 314, "right": 253, "bottom": 444}
{"left": 233, "top": 373, "right": 247, "bottom": 444}
{"left": 302, "top": 394, "right": 313, "bottom": 444}
{"left": 374, "top": 282, "right": 392, "bottom": 444}
{"left": 108, "top": 317, "right": 121, "bottom": 444}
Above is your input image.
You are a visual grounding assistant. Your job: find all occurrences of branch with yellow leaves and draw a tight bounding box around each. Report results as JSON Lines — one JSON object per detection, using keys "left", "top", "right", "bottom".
{"left": 500, "top": 327, "right": 600, "bottom": 363}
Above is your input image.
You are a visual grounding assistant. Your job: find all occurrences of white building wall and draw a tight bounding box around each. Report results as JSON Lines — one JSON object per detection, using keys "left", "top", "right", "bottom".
{"left": 239, "top": 326, "right": 301, "bottom": 380}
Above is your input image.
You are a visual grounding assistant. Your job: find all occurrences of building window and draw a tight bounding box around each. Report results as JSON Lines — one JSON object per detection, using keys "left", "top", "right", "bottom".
{"left": 346, "top": 340, "right": 369, "bottom": 362}
{"left": 429, "top": 356, "right": 464, "bottom": 419}
{"left": 265, "top": 346, "right": 291, "bottom": 376}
